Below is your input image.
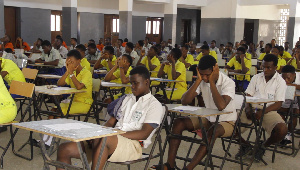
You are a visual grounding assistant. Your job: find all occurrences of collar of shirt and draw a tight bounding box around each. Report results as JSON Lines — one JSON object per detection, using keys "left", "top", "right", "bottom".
{"left": 260, "top": 71, "right": 280, "bottom": 83}
{"left": 128, "top": 92, "right": 152, "bottom": 103}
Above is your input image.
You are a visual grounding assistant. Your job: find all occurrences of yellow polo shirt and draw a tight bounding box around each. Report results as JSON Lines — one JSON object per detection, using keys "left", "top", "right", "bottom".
{"left": 100, "top": 55, "right": 117, "bottom": 71}
{"left": 246, "top": 52, "right": 252, "bottom": 60}
{"left": 277, "top": 57, "right": 287, "bottom": 71}
{"left": 196, "top": 51, "right": 218, "bottom": 62}
{"left": 112, "top": 66, "right": 133, "bottom": 94}
{"left": 183, "top": 54, "right": 194, "bottom": 69}
{"left": 141, "top": 56, "right": 160, "bottom": 86}
{"left": 227, "top": 57, "right": 251, "bottom": 81}
{"left": 80, "top": 58, "right": 91, "bottom": 73}
{"left": 0, "top": 76, "right": 17, "bottom": 123}
{"left": 0, "top": 58, "right": 25, "bottom": 85}
{"left": 258, "top": 53, "right": 267, "bottom": 60}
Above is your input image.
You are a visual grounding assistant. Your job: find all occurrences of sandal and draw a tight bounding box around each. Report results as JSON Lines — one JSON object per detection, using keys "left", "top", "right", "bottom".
{"left": 150, "top": 162, "right": 175, "bottom": 170}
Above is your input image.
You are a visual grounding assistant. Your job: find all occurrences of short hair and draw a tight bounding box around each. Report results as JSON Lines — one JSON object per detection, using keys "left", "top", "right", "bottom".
{"left": 122, "top": 54, "right": 133, "bottom": 65}
{"left": 170, "top": 48, "right": 182, "bottom": 60}
{"left": 237, "top": 47, "right": 246, "bottom": 54}
{"left": 182, "top": 45, "right": 189, "bottom": 50}
{"left": 37, "top": 38, "right": 43, "bottom": 42}
{"left": 220, "top": 44, "right": 224, "bottom": 47}
{"left": 272, "top": 46, "right": 280, "bottom": 52}
{"left": 150, "top": 46, "right": 159, "bottom": 55}
{"left": 138, "top": 40, "right": 144, "bottom": 47}
{"left": 130, "top": 65, "right": 150, "bottom": 80}
{"left": 198, "top": 55, "right": 217, "bottom": 70}
{"left": 88, "top": 43, "right": 97, "bottom": 49}
{"left": 106, "top": 37, "right": 111, "bottom": 41}
{"left": 56, "top": 35, "right": 62, "bottom": 38}
{"left": 260, "top": 40, "right": 264, "bottom": 42}
{"left": 126, "top": 42, "right": 134, "bottom": 50}
{"left": 4, "top": 48, "right": 13, "bottom": 53}
{"left": 118, "top": 39, "right": 123, "bottom": 43}
{"left": 75, "top": 44, "right": 86, "bottom": 52}
{"left": 124, "top": 38, "right": 128, "bottom": 42}
{"left": 71, "top": 38, "right": 77, "bottom": 42}
{"left": 282, "top": 65, "right": 296, "bottom": 73}
{"left": 200, "top": 44, "right": 209, "bottom": 51}
{"left": 56, "top": 37, "right": 63, "bottom": 43}
{"left": 265, "top": 43, "right": 272, "bottom": 49}
{"left": 227, "top": 42, "right": 233, "bottom": 47}
{"left": 41, "top": 40, "right": 51, "bottom": 47}
{"left": 104, "top": 45, "right": 114, "bottom": 54}
{"left": 211, "top": 40, "right": 216, "bottom": 44}
{"left": 241, "top": 44, "right": 248, "bottom": 50}
{"left": 67, "top": 50, "right": 81, "bottom": 60}
{"left": 279, "top": 46, "right": 284, "bottom": 52}
{"left": 263, "top": 54, "right": 278, "bottom": 66}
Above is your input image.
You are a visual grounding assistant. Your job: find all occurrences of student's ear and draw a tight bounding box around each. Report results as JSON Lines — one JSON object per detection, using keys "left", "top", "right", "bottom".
{"left": 145, "top": 79, "right": 150, "bottom": 86}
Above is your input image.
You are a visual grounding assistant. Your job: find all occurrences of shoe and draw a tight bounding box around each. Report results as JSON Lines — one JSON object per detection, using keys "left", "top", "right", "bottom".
{"left": 235, "top": 144, "right": 252, "bottom": 160}
{"left": 0, "top": 126, "right": 7, "bottom": 133}
{"left": 280, "top": 139, "right": 292, "bottom": 147}
{"left": 254, "top": 145, "right": 266, "bottom": 162}
{"left": 32, "top": 139, "right": 50, "bottom": 149}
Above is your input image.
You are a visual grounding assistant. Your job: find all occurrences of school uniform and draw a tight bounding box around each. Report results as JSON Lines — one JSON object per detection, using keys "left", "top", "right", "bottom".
{"left": 227, "top": 56, "right": 251, "bottom": 90}
{"left": 184, "top": 54, "right": 195, "bottom": 69}
{"left": 210, "top": 47, "right": 220, "bottom": 54}
{"left": 80, "top": 58, "right": 91, "bottom": 73}
{"left": 281, "top": 72, "right": 300, "bottom": 109}
{"left": 277, "top": 57, "right": 287, "bottom": 71}
{"left": 40, "top": 48, "right": 65, "bottom": 76}
{"left": 96, "top": 44, "right": 104, "bottom": 51}
{"left": 123, "top": 50, "right": 140, "bottom": 67}
{"left": 281, "top": 51, "right": 297, "bottom": 69}
{"left": 100, "top": 55, "right": 117, "bottom": 71}
{"left": 0, "top": 42, "right": 14, "bottom": 51}
{"left": 0, "top": 76, "right": 17, "bottom": 124}
{"left": 85, "top": 51, "right": 101, "bottom": 61}
{"left": 258, "top": 53, "right": 267, "bottom": 60}
{"left": 158, "top": 52, "right": 167, "bottom": 62}
{"left": 111, "top": 66, "right": 133, "bottom": 99}
{"left": 57, "top": 46, "right": 68, "bottom": 59}
{"left": 188, "top": 51, "right": 198, "bottom": 59}
{"left": 140, "top": 56, "right": 160, "bottom": 86}
{"left": 196, "top": 51, "right": 218, "bottom": 63}
{"left": 16, "top": 42, "right": 30, "bottom": 51}
{"left": 0, "top": 58, "right": 25, "bottom": 86}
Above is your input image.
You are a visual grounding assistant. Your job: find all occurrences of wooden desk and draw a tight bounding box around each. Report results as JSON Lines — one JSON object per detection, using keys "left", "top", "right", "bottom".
{"left": 37, "top": 74, "right": 62, "bottom": 79}
{"left": 13, "top": 119, "right": 125, "bottom": 170}
{"left": 100, "top": 82, "right": 131, "bottom": 101}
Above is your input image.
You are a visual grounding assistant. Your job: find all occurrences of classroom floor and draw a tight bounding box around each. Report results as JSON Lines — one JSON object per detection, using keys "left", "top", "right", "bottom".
{"left": 1, "top": 103, "right": 300, "bottom": 170}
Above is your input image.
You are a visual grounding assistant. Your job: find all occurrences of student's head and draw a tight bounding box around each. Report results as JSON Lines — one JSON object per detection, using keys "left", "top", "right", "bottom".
{"left": 99, "top": 38, "right": 103, "bottom": 44}
{"left": 66, "top": 50, "right": 82, "bottom": 68}
{"left": 41, "top": 40, "right": 52, "bottom": 54}
{"left": 87, "top": 43, "right": 97, "bottom": 55}
{"left": 88, "top": 39, "right": 95, "bottom": 45}
{"left": 265, "top": 43, "right": 272, "bottom": 53}
{"left": 220, "top": 44, "right": 224, "bottom": 48}
{"left": 155, "top": 44, "right": 162, "bottom": 53}
{"left": 197, "top": 55, "right": 217, "bottom": 83}
{"left": 129, "top": 66, "right": 150, "bottom": 97}
{"left": 210, "top": 40, "right": 216, "bottom": 48}
{"left": 241, "top": 44, "right": 248, "bottom": 50}
{"left": 71, "top": 38, "right": 77, "bottom": 45}
{"left": 120, "top": 54, "right": 133, "bottom": 68}
{"left": 125, "top": 42, "right": 134, "bottom": 53}
{"left": 36, "top": 38, "right": 43, "bottom": 46}
{"left": 55, "top": 37, "right": 63, "bottom": 46}
{"left": 136, "top": 40, "right": 144, "bottom": 48}
{"left": 271, "top": 46, "right": 280, "bottom": 56}
{"left": 124, "top": 38, "right": 128, "bottom": 42}
{"left": 200, "top": 45, "right": 210, "bottom": 55}
{"left": 240, "top": 40, "right": 246, "bottom": 45}
{"left": 181, "top": 45, "right": 189, "bottom": 56}
{"left": 235, "top": 41, "right": 240, "bottom": 47}
{"left": 249, "top": 42, "right": 255, "bottom": 49}
{"left": 190, "top": 44, "right": 196, "bottom": 53}
{"left": 75, "top": 44, "right": 86, "bottom": 59}
{"left": 117, "top": 39, "right": 123, "bottom": 46}
{"left": 105, "top": 38, "right": 111, "bottom": 45}
{"left": 147, "top": 46, "right": 158, "bottom": 57}
{"left": 259, "top": 40, "right": 264, "bottom": 47}
{"left": 103, "top": 46, "right": 114, "bottom": 56}
{"left": 203, "top": 41, "right": 208, "bottom": 45}
{"left": 168, "top": 39, "right": 172, "bottom": 44}
{"left": 236, "top": 47, "right": 246, "bottom": 61}
{"left": 284, "top": 42, "right": 289, "bottom": 49}
{"left": 169, "top": 48, "right": 182, "bottom": 62}
{"left": 262, "top": 54, "right": 278, "bottom": 77}
{"left": 282, "top": 65, "right": 296, "bottom": 84}
{"left": 271, "top": 39, "right": 276, "bottom": 45}
{"left": 161, "top": 41, "right": 166, "bottom": 47}
{"left": 4, "top": 48, "right": 13, "bottom": 53}
{"left": 278, "top": 46, "right": 284, "bottom": 55}
{"left": 0, "top": 34, "right": 11, "bottom": 42}
{"left": 144, "top": 37, "right": 149, "bottom": 44}
{"left": 226, "top": 42, "right": 233, "bottom": 50}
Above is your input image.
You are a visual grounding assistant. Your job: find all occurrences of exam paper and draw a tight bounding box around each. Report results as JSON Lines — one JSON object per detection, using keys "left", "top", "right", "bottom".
{"left": 101, "top": 82, "right": 117, "bottom": 85}
{"left": 172, "top": 106, "right": 200, "bottom": 111}
{"left": 53, "top": 87, "right": 74, "bottom": 91}
{"left": 43, "top": 123, "right": 93, "bottom": 131}
{"left": 246, "top": 96, "right": 260, "bottom": 100}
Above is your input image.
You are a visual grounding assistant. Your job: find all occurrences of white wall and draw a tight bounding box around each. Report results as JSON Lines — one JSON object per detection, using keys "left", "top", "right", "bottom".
{"left": 236, "top": 5, "right": 281, "bottom": 20}
{"left": 132, "top": 3, "right": 164, "bottom": 17}
{"left": 77, "top": 0, "right": 119, "bottom": 14}
{"left": 201, "top": 0, "right": 232, "bottom": 18}
{"left": 4, "top": 0, "right": 62, "bottom": 10}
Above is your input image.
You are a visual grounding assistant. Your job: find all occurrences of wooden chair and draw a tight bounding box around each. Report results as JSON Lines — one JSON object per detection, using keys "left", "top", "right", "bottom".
{"left": 186, "top": 70, "right": 193, "bottom": 89}
{"left": 22, "top": 67, "right": 39, "bottom": 83}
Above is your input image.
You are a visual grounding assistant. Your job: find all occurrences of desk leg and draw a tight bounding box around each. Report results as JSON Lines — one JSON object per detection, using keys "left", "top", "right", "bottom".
{"left": 53, "top": 95, "right": 64, "bottom": 117}
{"left": 77, "top": 142, "right": 91, "bottom": 170}
{"left": 160, "top": 82, "right": 169, "bottom": 104}
{"left": 108, "top": 88, "right": 114, "bottom": 101}
{"left": 169, "top": 83, "right": 177, "bottom": 103}
{"left": 39, "top": 134, "right": 51, "bottom": 170}
{"left": 95, "top": 137, "right": 107, "bottom": 170}
{"left": 65, "top": 94, "right": 75, "bottom": 118}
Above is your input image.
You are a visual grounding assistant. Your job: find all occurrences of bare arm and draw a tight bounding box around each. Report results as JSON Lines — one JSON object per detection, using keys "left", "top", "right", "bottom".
{"left": 104, "top": 64, "right": 118, "bottom": 82}
{"left": 119, "top": 67, "right": 130, "bottom": 84}
{"left": 240, "top": 55, "right": 249, "bottom": 74}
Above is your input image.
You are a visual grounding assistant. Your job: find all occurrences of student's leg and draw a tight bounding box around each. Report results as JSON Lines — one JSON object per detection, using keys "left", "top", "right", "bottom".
{"left": 56, "top": 142, "right": 81, "bottom": 170}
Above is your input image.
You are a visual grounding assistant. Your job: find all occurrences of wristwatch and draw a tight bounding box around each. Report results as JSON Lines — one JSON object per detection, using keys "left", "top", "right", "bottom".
{"left": 69, "top": 74, "right": 74, "bottom": 78}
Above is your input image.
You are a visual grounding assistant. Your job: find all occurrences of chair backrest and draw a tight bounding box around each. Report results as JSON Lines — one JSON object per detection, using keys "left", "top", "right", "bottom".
{"left": 17, "top": 59, "right": 28, "bottom": 68}
{"left": 285, "top": 86, "right": 296, "bottom": 100}
{"left": 219, "top": 68, "right": 228, "bottom": 75}
{"left": 92, "top": 78, "right": 101, "bottom": 92}
{"left": 22, "top": 68, "right": 39, "bottom": 80}
{"left": 250, "top": 66, "right": 257, "bottom": 76}
{"left": 251, "top": 59, "right": 257, "bottom": 66}
{"left": 218, "top": 59, "right": 226, "bottom": 67}
{"left": 217, "top": 54, "right": 223, "bottom": 61}
{"left": 9, "top": 80, "right": 35, "bottom": 98}
{"left": 186, "top": 71, "right": 193, "bottom": 82}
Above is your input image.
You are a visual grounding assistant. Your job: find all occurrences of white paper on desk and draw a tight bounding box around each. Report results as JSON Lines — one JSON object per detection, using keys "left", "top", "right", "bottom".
{"left": 53, "top": 87, "right": 74, "bottom": 91}
{"left": 101, "top": 82, "right": 117, "bottom": 86}
{"left": 43, "top": 123, "right": 93, "bottom": 131}
{"left": 150, "top": 77, "right": 163, "bottom": 81}
{"left": 41, "top": 75, "right": 62, "bottom": 78}
{"left": 246, "top": 96, "right": 260, "bottom": 100}
{"left": 172, "top": 106, "right": 200, "bottom": 111}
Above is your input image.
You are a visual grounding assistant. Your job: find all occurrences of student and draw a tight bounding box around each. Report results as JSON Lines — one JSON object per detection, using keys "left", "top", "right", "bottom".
{"left": 104, "top": 37, "right": 111, "bottom": 46}
{"left": 222, "top": 42, "right": 235, "bottom": 58}
{"left": 256, "top": 40, "right": 265, "bottom": 54}
{"left": 271, "top": 39, "right": 278, "bottom": 47}
{"left": 122, "top": 38, "right": 128, "bottom": 47}
{"left": 144, "top": 37, "right": 152, "bottom": 50}
{"left": 0, "top": 35, "right": 14, "bottom": 51}
{"left": 75, "top": 44, "right": 90, "bottom": 72}
{"left": 156, "top": 44, "right": 167, "bottom": 62}
{"left": 137, "top": 46, "right": 160, "bottom": 86}
{"left": 248, "top": 42, "right": 257, "bottom": 58}
{"left": 85, "top": 43, "right": 101, "bottom": 64}
{"left": 180, "top": 45, "right": 194, "bottom": 69}
{"left": 56, "top": 50, "right": 93, "bottom": 115}
{"left": 234, "top": 41, "right": 240, "bottom": 51}
{"left": 279, "top": 65, "right": 300, "bottom": 146}
{"left": 271, "top": 46, "right": 286, "bottom": 73}
{"left": 0, "top": 57, "right": 26, "bottom": 86}
{"left": 284, "top": 42, "right": 293, "bottom": 55}
{"left": 279, "top": 46, "right": 297, "bottom": 68}
{"left": 115, "top": 39, "right": 125, "bottom": 57}
{"left": 0, "top": 76, "right": 17, "bottom": 124}
{"left": 152, "top": 55, "right": 236, "bottom": 170}
{"left": 225, "top": 47, "right": 251, "bottom": 91}
{"left": 258, "top": 43, "right": 272, "bottom": 60}
{"left": 188, "top": 44, "right": 198, "bottom": 59}
{"left": 210, "top": 40, "right": 220, "bottom": 54}
{"left": 237, "top": 54, "right": 287, "bottom": 162}
{"left": 69, "top": 38, "right": 77, "bottom": 50}
{"left": 123, "top": 42, "right": 140, "bottom": 66}
{"left": 30, "top": 38, "right": 43, "bottom": 53}
{"left": 56, "top": 35, "right": 68, "bottom": 49}
{"left": 104, "top": 54, "right": 133, "bottom": 101}
{"left": 15, "top": 37, "right": 30, "bottom": 51}
{"left": 56, "top": 66, "right": 163, "bottom": 170}
{"left": 161, "top": 41, "right": 170, "bottom": 54}
{"left": 35, "top": 40, "right": 65, "bottom": 75}
{"left": 135, "top": 40, "right": 145, "bottom": 56}
{"left": 53, "top": 37, "right": 68, "bottom": 59}
{"left": 240, "top": 44, "right": 252, "bottom": 60}
{"left": 156, "top": 48, "right": 187, "bottom": 100}
{"left": 94, "top": 46, "right": 117, "bottom": 71}
{"left": 293, "top": 46, "right": 300, "bottom": 69}
{"left": 196, "top": 45, "right": 217, "bottom": 62}
{"left": 96, "top": 38, "right": 104, "bottom": 51}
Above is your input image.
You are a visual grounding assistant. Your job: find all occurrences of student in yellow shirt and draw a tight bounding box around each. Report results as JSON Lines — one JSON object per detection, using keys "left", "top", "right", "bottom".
{"left": 75, "top": 44, "right": 91, "bottom": 72}
{"left": 241, "top": 44, "right": 252, "bottom": 59}
{"left": 293, "top": 47, "right": 300, "bottom": 69}
{"left": 137, "top": 46, "right": 160, "bottom": 86}
{"left": 94, "top": 46, "right": 117, "bottom": 71}
{"left": 258, "top": 43, "right": 272, "bottom": 60}
{"left": 271, "top": 46, "right": 286, "bottom": 73}
{"left": 104, "top": 54, "right": 133, "bottom": 103}
{"left": 0, "top": 76, "right": 17, "bottom": 124}
{"left": 156, "top": 48, "right": 187, "bottom": 100}
{"left": 225, "top": 47, "right": 251, "bottom": 91}
{"left": 0, "top": 57, "right": 25, "bottom": 86}
{"left": 195, "top": 45, "right": 217, "bottom": 64}
{"left": 279, "top": 45, "right": 297, "bottom": 69}
{"left": 180, "top": 45, "right": 194, "bottom": 69}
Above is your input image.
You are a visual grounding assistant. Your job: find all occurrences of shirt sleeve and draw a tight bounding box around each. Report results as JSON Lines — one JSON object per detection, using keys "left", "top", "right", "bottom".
{"left": 40, "top": 52, "right": 45, "bottom": 60}
{"left": 113, "top": 69, "right": 120, "bottom": 79}
{"left": 100, "top": 59, "right": 107, "bottom": 68}
{"left": 258, "top": 53, "right": 264, "bottom": 60}
{"left": 221, "top": 77, "right": 235, "bottom": 99}
{"left": 175, "top": 62, "right": 185, "bottom": 76}
{"left": 284, "top": 52, "right": 292, "bottom": 58}
{"left": 143, "top": 101, "right": 163, "bottom": 125}
{"left": 245, "top": 59, "right": 252, "bottom": 69}
{"left": 274, "top": 78, "right": 287, "bottom": 102}
{"left": 65, "top": 76, "right": 71, "bottom": 85}
{"left": 80, "top": 70, "right": 92, "bottom": 89}
{"left": 196, "top": 53, "right": 202, "bottom": 60}
{"left": 163, "top": 65, "right": 169, "bottom": 74}
{"left": 141, "top": 56, "right": 147, "bottom": 65}
{"left": 186, "top": 55, "right": 194, "bottom": 65}
{"left": 227, "top": 58, "right": 235, "bottom": 67}
{"left": 195, "top": 84, "right": 201, "bottom": 95}
{"left": 245, "top": 74, "right": 258, "bottom": 96}
{"left": 53, "top": 50, "right": 61, "bottom": 60}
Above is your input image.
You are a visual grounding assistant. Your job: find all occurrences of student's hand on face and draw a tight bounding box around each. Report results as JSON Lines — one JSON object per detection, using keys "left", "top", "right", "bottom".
{"left": 102, "top": 53, "right": 109, "bottom": 59}
{"left": 168, "top": 54, "right": 175, "bottom": 64}
{"left": 118, "top": 58, "right": 126, "bottom": 68}
{"left": 240, "top": 54, "right": 246, "bottom": 60}
{"left": 141, "top": 49, "right": 146, "bottom": 57}
{"left": 209, "top": 63, "right": 219, "bottom": 83}
{"left": 196, "top": 68, "right": 202, "bottom": 83}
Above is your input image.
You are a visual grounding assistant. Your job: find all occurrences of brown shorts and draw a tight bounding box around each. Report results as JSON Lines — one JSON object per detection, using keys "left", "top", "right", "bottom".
{"left": 189, "top": 117, "right": 235, "bottom": 137}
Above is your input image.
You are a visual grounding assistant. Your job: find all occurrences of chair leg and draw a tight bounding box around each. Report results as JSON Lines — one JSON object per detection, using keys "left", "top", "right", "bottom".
{"left": 127, "top": 164, "right": 131, "bottom": 170}
{"left": 104, "top": 162, "right": 109, "bottom": 170}
{"left": 184, "top": 133, "right": 197, "bottom": 167}
{"left": 272, "top": 144, "right": 278, "bottom": 163}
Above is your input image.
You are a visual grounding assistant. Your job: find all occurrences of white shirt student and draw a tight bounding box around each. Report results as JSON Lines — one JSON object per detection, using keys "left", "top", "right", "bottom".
{"left": 40, "top": 48, "right": 64, "bottom": 68}
{"left": 56, "top": 46, "right": 68, "bottom": 59}
{"left": 123, "top": 50, "right": 140, "bottom": 67}
{"left": 210, "top": 47, "right": 220, "bottom": 54}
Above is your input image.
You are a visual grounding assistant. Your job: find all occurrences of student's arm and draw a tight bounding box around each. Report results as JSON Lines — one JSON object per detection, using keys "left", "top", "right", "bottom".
{"left": 287, "top": 83, "right": 300, "bottom": 90}
{"left": 136, "top": 52, "right": 145, "bottom": 66}
{"left": 35, "top": 58, "right": 44, "bottom": 63}
{"left": 181, "top": 68, "right": 201, "bottom": 105}
{"left": 157, "top": 62, "right": 166, "bottom": 78}
{"left": 121, "top": 123, "right": 154, "bottom": 140}
{"left": 240, "top": 54, "right": 250, "bottom": 74}
{"left": 253, "top": 101, "right": 283, "bottom": 120}
{"left": 180, "top": 57, "right": 191, "bottom": 69}
{"left": 147, "top": 56, "right": 157, "bottom": 71}
{"left": 94, "top": 57, "right": 104, "bottom": 70}
{"left": 104, "top": 64, "right": 118, "bottom": 82}
{"left": 57, "top": 71, "right": 68, "bottom": 86}
{"left": 225, "top": 58, "right": 234, "bottom": 72}
{"left": 294, "top": 53, "right": 300, "bottom": 69}
{"left": 118, "top": 58, "right": 130, "bottom": 84}
{"left": 169, "top": 56, "right": 180, "bottom": 80}
{"left": 103, "top": 116, "right": 118, "bottom": 127}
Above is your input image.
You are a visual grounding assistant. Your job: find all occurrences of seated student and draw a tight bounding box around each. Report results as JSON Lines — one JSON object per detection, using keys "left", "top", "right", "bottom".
{"left": 156, "top": 48, "right": 187, "bottom": 100}
{"left": 30, "top": 38, "right": 43, "bottom": 53}
{"left": 279, "top": 45, "right": 297, "bottom": 69}
{"left": 2, "top": 48, "right": 17, "bottom": 63}
{"left": 279, "top": 65, "right": 300, "bottom": 146}
{"left": 122, "top": 38, "right": 128, "bottom": 47}
{"left": 225, "top": 47, "right": 251, "bottom": 91}
{"left": 222, "top": 42, "right": 235, "bottom": 58}
{"left": 0, "top": 56, "right": 25, "bottom": 85}
{"left": 156, "top": 44, "right": 167, "bottom": 62}
{"left": 188, "top": 44, "right": 198, "bottom": 59}
{"left": 0, "top": 76, "right": 17, "bottom": 124}
{"left": 258, "top": 43, "right": 272, "bottom": 60}
{"left": 248, "top": 42, "right": 257, "bottom": 58}
{"left": 137, "top": 46, "right": 160, "bottom": 86}
{"left": 56, "top": 35, "right": 68, "bottom": 49}
{"left": 104, "top": 54, "right": 133, "bottom": 101}
{"left": 123, "top": 42, "right": 140, "bottom": 66}
{"left": 94, "top": 46, "right": 117, "bottom": 71}
{"left": 271, "top": 46, "right": 286, "bottom": 73}
{"left": 152, "top": 55, "right": 236, "bottom": 170}
{"left": 53, "top": 36, "right": 68, "bottom": 59}
{"left": 15, "top": 37, "right": 30, "bottom": 51}
{"left": 284, "top": 42, "right": 293, "bottom": 55}
{"left": 195, "top": 45, "right": 217, "bottom": 63}
{"left": 161, "top": 41, "right": 170, "bottom": 54}
{"left": 69, "top": 38, "right": 77, "bottom": 50}
{"left": 237, "top": 54, "right": 287, "bottom": 162}
{"left": 75, "top": 44, "right": 90, "bottom": 72}
{"left": 85, "top": 43, "right": 101, "bottom": 64}
{"left": 180, "top": 45, "right": 194, "bottom": 69}
{"left": 210, "top": 40, "right": 220, "bottom": 54}
{"left": 240, "top": 44, "right": 252, "bottom": 60}
{"left": 115, "top": 39, "right": 125, "bottom": 57}
{"left": 144, "top": 37, "right": 152, "bottom": 50}
{"left": 35, "top": 40, "right": 65, "bottom": 75}
{"left": 0, "top": 34, "right": 14, "bottom": 51}
{"left": 56, "top": 66, "right": 163, "bottom": 170}
{"left": 96, "top": 38, "right": 104, "bottom": 51}
{"left": 135, "top": 40, "right": 145, "bottom": 56}
{"left": 294, "top": 46, "right": 300, "bottom": 69}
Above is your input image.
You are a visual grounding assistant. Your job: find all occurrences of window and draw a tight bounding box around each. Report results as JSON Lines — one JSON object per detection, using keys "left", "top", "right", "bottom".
{"left": 153, "top": 21, "right": 160, "bottom": 34}
{"left": 146, "top": 21, "right": 151, "bottom": 34}
{"left": 51, "top": 14, "right": 61, "bottom": 31}
{"left": 277, "top": 9, "right": 289, "bottom": 46}
{"left": 113, "top": 19, "right": 119, "bottom": 33}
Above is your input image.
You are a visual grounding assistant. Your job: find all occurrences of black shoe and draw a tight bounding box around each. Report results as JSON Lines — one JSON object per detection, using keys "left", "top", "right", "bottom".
{"left": 32, "top": 139, "right": 50, "bottom": 149}
{"left": 0, "top": 126, "right": 7, "bottom": 133}
{"left": 254, "top": 145, "right": 266, "bottom": 162}
{"left": 280, "top": 139, "right": 292, "bottom": 147}
{"left": 235, "top": 144, "right": 252, "bottom": 160}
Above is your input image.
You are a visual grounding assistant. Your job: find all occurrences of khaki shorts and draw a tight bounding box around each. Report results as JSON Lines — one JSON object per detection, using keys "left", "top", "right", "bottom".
{"left": 240, "top": 106, "right": 285, "bottom": 135}
{"left": 189, "top": 117, "right": 235, "bottom": 137}
{"left": 84, "top": 135, "right": 142, "bottom": 163}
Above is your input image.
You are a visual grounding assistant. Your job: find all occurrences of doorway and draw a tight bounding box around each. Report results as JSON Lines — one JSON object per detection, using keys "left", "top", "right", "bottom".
{"left": 4, "top": 6, "right": 16, "bottom": 44}
{"left": 181, "top": 19, "right": 191, "bottom": 46}
{"left": 243, "top": 22, "right": 254, "bottom": 44}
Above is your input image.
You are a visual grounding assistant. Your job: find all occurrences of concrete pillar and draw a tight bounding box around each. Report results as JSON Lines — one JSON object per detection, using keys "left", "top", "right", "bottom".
{"left": 119, "top": 0, "right": 133, "bottom": 41}
{"left": 0, "top": 0, "right": 4, "bottom": 38}
{"left": 229, "top": 0, "right": 244, "bottom": 43}
{"left": 163, "top": 0, "right": 177, "bottom": 46}
{"left": 287, "top": 0, "right": 300, "bottom": 47}
{"left": 62, "top": 0, "right": 77, "bottom": 46}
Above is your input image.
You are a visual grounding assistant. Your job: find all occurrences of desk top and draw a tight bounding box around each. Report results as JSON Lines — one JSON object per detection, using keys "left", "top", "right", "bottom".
{"left": 228, "top": 72, "right": 250, "bottom": 76}
{"left": 35, "top": 86, "right": 86, "bottom": 95}
{"left": 150, "top": 77, "right": 183, "bottom": 83}
{"left": 13, "top": 119, "right": 125, "bottom": 142}
{"left": 37, "top": 74, "right": 62, "bottom": 79}
{"left": 246, "top": 96, "right": 278, "bottom": 104}
{"left": 28, "top": 63, "right": 59, "bottom": 68}
{"left": 166, "top": 104, "right": 231, "bottom": 117}
{"left": 94, "top": 70, "right": 107, "bottom": 74}
{"left": 101, "top": 81, "right": 131, "bottom": 87}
